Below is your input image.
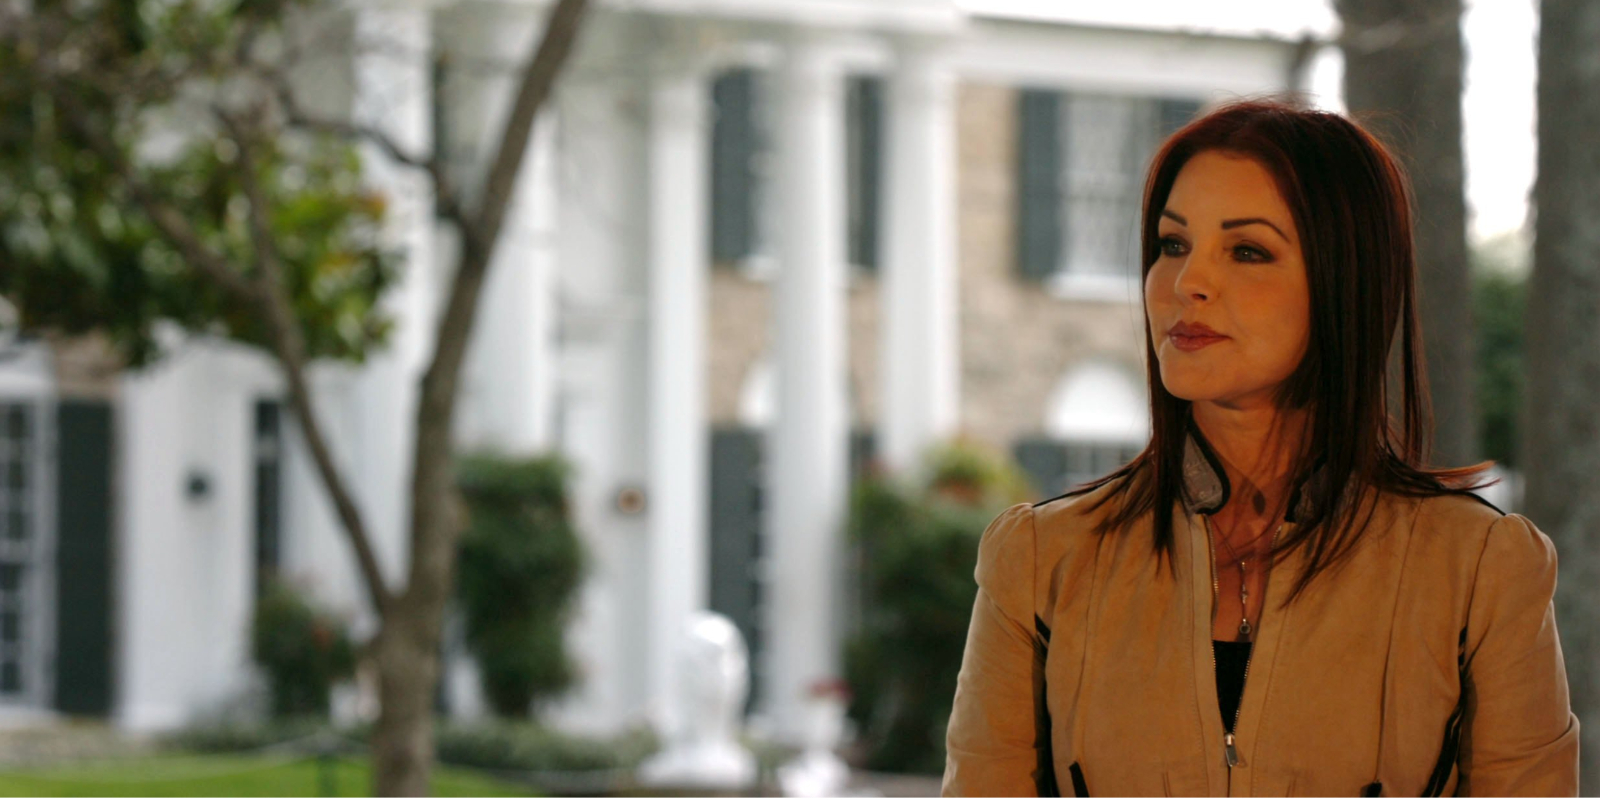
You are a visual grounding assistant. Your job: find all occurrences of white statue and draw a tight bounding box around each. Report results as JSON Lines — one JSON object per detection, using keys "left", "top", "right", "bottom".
{"left": 778, "top": 679, "right": 852, "bottom": 797}
{"left": 638, "top": 612, "right": 758, "bottom": 789}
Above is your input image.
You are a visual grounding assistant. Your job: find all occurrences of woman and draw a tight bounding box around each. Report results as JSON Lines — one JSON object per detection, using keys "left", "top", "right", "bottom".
{"left": 942, "top": 99, "right": 1578, "bottom": 797}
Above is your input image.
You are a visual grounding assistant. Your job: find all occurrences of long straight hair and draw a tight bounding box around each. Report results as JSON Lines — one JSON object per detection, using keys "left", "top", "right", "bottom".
{"left": 1067, "top": 97, "right": 1491, "bottom": 602}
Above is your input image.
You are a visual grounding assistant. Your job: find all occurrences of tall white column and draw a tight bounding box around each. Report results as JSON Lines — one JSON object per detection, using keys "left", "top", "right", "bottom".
{"left": 880, "top": 39, "right": 959, "bottom": 476}
{"left": 445, "top": 3, "right": 561, "bottom": 455}
{"left": 764, "top": 34, "right": 851, "bottom": 740}
{"left": 645, "top": 49, "right": 712, "bottom": 734}
{"left": 350, "top": 3, "right": 436, "bottom": 593}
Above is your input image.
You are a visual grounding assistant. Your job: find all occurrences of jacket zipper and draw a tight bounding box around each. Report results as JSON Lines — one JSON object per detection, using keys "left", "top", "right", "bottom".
{"left": 1206, "top": 517, "right": 1283, "bottom": 779}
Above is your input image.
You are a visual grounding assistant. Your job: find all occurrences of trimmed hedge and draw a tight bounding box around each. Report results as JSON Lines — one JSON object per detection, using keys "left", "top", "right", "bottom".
{"left": 455, "top": 454, "right": 585, "bottom": 718}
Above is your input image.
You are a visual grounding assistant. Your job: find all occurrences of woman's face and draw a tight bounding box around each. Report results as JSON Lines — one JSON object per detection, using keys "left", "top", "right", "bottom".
{"left": 1144, "top": 150, "right": 1311, "bottom": 410}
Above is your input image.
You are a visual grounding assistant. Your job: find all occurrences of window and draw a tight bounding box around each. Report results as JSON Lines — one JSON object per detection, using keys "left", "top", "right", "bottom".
{"left": 1014, "top": 438, "right": 1145, "bottom": 500}
{"left": 0, "top": 401, "right": 44, "bottom": 704}
{"left": 1014, "top": 359, "right": 1150, "bottom": 499}
{"left": 709, "top": 68, "right": 884, "bottom": 275}
{"left": 1017, "top": 89, "right": 1202, "bottom": 293}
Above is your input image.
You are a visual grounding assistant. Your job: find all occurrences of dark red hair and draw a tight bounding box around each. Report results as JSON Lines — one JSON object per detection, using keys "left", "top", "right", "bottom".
{"left": 1065, "top": 97, "right": 1492, "bottom": 601}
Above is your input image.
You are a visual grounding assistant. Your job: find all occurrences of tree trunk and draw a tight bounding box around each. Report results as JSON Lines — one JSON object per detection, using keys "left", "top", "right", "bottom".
{"left": 1524, "top": 0, "right": 1600, "bottom": 792}
{"left": 1337, "top": 0, "right": 1478, "bottom": 467}
{"left": 371, "top": 606, "right": 445, "bottom": 796}
{"left": 364, "top": 2, "right": 591, "bottom": 792}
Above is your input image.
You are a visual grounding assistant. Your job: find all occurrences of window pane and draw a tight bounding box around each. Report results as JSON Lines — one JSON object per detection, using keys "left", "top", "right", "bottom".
{"left": 1060, "top": 94, "right": 1159, "bottom": 277}
{"left": 0, "top": 612, "right": 17, "bottom": 645}
{"left": 0, "top": 660, "right": 19, "bottom": 693}
{"left": 4, "top": 406, "right": 25, "bottom": 440}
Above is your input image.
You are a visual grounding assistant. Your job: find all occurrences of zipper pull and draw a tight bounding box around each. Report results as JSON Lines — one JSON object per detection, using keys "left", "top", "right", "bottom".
{"left": 1224, "top": 733, "right": 1242, "bottom": 768}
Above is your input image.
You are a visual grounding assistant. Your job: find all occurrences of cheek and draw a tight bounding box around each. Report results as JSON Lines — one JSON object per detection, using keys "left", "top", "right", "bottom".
{"left": 1143, "top": 264, "right": 1174, "bottom": 323}
{"left": 1262, "top": 283, "right": 1312, "bottom": 368}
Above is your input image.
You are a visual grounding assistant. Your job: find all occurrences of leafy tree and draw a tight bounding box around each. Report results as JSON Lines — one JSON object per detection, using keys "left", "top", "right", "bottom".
{"left": 0, "top": 0, "right": 591, "bottom": 793}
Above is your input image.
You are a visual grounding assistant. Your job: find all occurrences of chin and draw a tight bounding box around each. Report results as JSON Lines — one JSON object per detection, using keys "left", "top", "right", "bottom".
{"left": 1155, "top": 364, "right": 1214, "bottom": 402}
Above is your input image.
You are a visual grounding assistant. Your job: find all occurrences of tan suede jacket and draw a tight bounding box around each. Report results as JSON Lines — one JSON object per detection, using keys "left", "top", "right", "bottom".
{"left": 943, "top": 433, "right": 1579, "bottom": 796}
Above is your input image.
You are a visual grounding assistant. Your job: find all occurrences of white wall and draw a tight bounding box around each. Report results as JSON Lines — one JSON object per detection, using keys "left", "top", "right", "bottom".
{"left": 115, "top": 338, "right": 278, "bottom": 729}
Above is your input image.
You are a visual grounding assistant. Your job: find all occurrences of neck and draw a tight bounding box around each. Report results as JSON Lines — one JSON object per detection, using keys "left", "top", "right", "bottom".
{"left": 1191, "top": 400, "right": 1310, "bottom": 521}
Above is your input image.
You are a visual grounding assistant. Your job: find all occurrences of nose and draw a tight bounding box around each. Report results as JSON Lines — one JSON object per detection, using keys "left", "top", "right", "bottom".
{"left": 1172, "top": 248, "right": 1219, "bottom": 304}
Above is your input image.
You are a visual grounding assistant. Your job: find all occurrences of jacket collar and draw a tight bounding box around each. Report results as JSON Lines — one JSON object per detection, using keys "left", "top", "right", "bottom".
{"left": 1180, "top": 419, "right": 1330, "bottom": 522}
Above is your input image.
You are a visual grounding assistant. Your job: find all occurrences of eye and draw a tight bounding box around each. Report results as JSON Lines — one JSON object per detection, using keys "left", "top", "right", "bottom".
{"left": 1157, "top": 235, "right": 1188, "bottom": 257}
{"left": 1233, "top": 243, "right": 1273, "bottom": 263}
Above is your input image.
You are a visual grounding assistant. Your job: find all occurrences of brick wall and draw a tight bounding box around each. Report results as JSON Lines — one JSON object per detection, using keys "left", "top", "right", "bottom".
{"left": 706, "top": 82, "right": 1148, "bottom": 459}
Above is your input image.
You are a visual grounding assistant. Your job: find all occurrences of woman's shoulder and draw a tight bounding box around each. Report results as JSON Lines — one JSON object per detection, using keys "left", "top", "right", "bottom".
{"left": 975, "top": 478, "right": 1128, "bottom": 572}
{"left": 972, "top": 480, "right": 1128, "bottom": 627}
{"left": 1030, "top": 474, "right": 1134, "bottom": 533}
{"left": 1387, "top": 489, "right": 1557, "bottom": 584}
{"left": 1025, "top": 477, "right": 1133, "bottom": 570}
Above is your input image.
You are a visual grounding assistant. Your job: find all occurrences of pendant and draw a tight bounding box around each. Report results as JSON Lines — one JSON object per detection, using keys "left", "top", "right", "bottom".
{"left": 1239, "top": 620, "right": 1252, "bottom": 636}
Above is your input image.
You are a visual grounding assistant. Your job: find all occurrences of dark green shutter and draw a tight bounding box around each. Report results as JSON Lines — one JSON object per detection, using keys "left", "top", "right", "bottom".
{"left": 1158, "top": 98, "right": 1203, "bottom": 140}
{"left": 847, "top": 76, "right": 884, "bottom": 272}
{"left": 711, "top": 69, "right": 759, "bottom": 265}
{"left": 1017, "top": 89, "right": 1064, "bottom": 280}
{"left": 254, "top": 400, "right": 282, "bottom": 601}
{"left": 1013, "top": 437, "right": 1070, "bottom": 500}
{"left": 708, "top": 427, "right": 765, "bottom": 713}
{"left": 54, "top": 400, "right": 114, "bottom": 716}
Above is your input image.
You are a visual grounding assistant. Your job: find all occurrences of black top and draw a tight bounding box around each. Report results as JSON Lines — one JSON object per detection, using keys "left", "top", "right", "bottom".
{"left": 1213, "top": 639, "right": 1253, "bottom": 733}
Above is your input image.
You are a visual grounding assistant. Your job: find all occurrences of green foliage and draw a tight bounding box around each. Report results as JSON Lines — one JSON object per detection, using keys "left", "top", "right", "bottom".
{"left": 433, "top": 721, "right": 657, "bottom": 773}
{"left": 923, "top": 436, "right": 1035, "bottom": 508}
{"left": 844, "top": 439, "right": 1033, "bottom": 775}
{"left": 250, "top": 581, "right": 357, "bottom": 719}
{"left": 455, "top": 454, "right": 585, "bottom": 718}
{"left": 0, "top": 0, "right": 397, "bottom": 367}
{"left": 165, "top": 717, "right": 345, "bottom": 754}
{"left": 1471, "top": 238, "right": 1528, "bottom": 468}
{"left": 168, "top": 717, "right": 654, "bottom": 775}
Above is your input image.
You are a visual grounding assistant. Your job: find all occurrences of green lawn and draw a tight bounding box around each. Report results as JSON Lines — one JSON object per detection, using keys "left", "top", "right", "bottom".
{"left": 0, "top": 754, "right": 537, "bottom": 797}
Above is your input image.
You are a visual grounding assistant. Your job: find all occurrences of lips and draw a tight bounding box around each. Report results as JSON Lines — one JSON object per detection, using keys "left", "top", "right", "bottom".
{"left": 1168, "top": 321, "right": 1228, "bottom": 352}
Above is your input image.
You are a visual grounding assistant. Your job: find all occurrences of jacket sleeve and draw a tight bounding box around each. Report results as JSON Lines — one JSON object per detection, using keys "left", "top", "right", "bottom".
{"left": 1457, "top": 513, "right": 1580, "bottom": 796}
{"left": 942, "top": 502, "right": 1053, "bottom": 797}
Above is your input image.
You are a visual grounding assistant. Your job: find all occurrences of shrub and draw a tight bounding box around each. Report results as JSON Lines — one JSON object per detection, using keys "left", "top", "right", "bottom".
{"left": 845, "top": 438, "right": 1031, "bottom": 774}
{"left": 165, "top": 717, "right": 347, "bottom": 753}
{"left": 455, "top": 454, "right": 585, "bottom": 718}
{"left": 432, "top": 721, "right": 657, "bottom": 773}
{"left": 250, "top": 580, "right": 356, "bottom": 719}
{"left": 167, "top": 718, "right": 655, "bottom": 780}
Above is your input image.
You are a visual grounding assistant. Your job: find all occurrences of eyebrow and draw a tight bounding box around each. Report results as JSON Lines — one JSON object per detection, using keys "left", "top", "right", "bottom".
{"left": 1160, "top": 209, "right": 1292, "bottom": 244}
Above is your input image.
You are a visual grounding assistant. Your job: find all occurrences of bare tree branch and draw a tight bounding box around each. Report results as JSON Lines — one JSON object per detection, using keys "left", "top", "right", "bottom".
{"left": 217, "top": 107, "right": 399, "bottom": 616}
{"left": 465, "top": 0, "right": 588, "bottom": 255}
{"left": 255, "top": 63, "right": 469, "bottom": 227}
